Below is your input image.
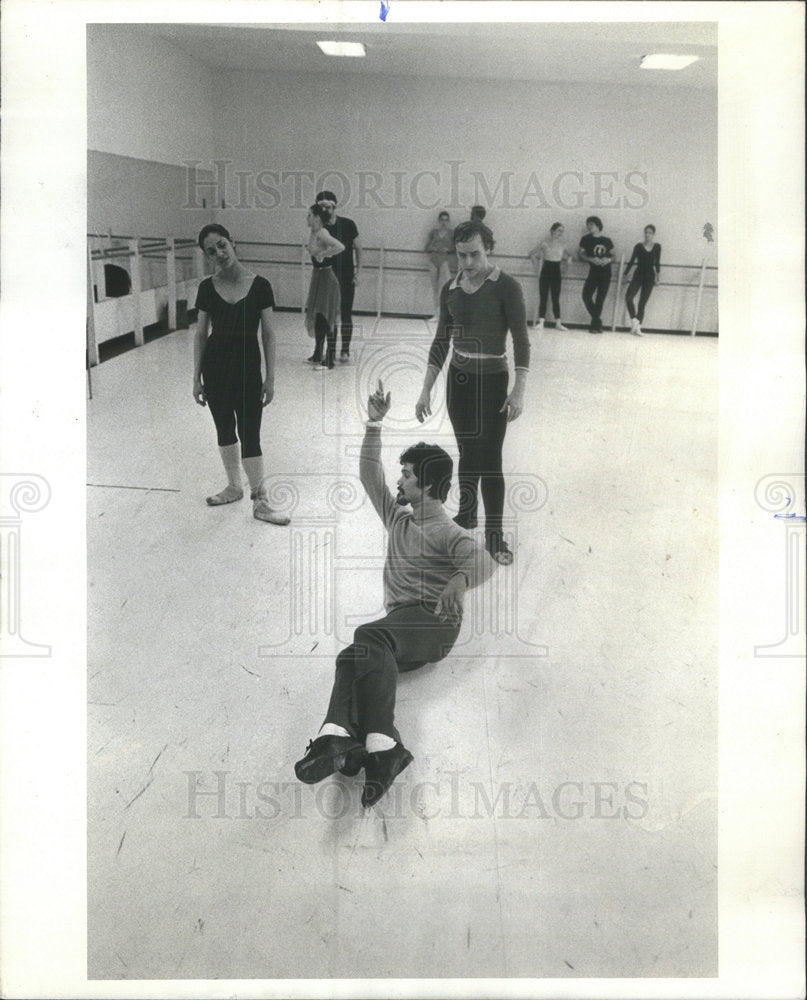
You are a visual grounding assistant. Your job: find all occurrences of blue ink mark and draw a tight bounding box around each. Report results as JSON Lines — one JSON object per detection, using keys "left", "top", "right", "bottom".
{"left": 380, "top": 0, "right": 390, "bottom": 21}
{"left": 774, "top": 498, "right": 806, "bottom": 521}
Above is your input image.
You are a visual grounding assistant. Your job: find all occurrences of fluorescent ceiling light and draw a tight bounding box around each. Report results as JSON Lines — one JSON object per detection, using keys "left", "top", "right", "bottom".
{"left": 317, "top": 41, "right": 366, "bottom": 57}
{"left": 640, "top": 53, "right": 699, "bottom": 71}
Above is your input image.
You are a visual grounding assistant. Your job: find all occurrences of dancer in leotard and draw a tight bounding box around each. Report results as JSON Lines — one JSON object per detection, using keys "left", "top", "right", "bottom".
{"left": 415, "top": 219, "right": 529, "bottom": 566}
{"left": 528, "top": 222, "right": 573, "bottom": 329}
{"left": 424, "top": 210, "right": 455, "bottom": 320}
{"left": 193, "top": 224, "right": 289, "bottom": 525}
{"left": 304, "top": 204, "right": 344, "bottom": 370}
{"left": 623, "top": 225, "right": 661, "bottom": 336}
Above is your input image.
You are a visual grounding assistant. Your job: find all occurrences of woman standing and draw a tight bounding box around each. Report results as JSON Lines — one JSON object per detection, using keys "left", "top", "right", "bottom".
{"left": 304, "top": 204, "right": 344, "bottom": 370}
{"left": 528, "top": 222, "right": 572, "bottom": 329}
{"left": 623, "top": 225, "right": 661, "bottom": 336}
{"left": 424, "top": 210, "right": 455, "bottom": 319}
{"left": 193, "top": 223, "right": 289, "bottom": 525}
{"left": 415, "top": 220, "right": 529, "bottom": 566}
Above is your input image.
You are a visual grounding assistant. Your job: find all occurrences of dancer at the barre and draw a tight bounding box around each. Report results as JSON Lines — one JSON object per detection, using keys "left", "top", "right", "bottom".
{"left": 578, "top": 216, "right": 615, "bottom": 334}
{"left": 424, "top": 210, "right": 456, "bottom": 320}
{"left": 415, "top": 219, "right": 529, "bottom": 566}
{"left": 623, "top": 225, "right": 661, "bottom": 336}
{"left": 193, "top": 224, "right": 289, "bottom": 525}
{"left": 316, "top": 190, "right": 362, "bottom": 363}
{"left": 304, "top": 204, "right": 344, "bottom": 370}
{"left": 294, "top": 380, "right": 495, "bottom": 808}
{"left": 528, "top": 222, "right": 573, "bottom": 330}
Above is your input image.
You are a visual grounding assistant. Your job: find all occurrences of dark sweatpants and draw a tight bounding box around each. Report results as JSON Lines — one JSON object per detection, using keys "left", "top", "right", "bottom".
{"left": 323, "top": 605, "right": 460, "bottom": 742}
{"left": 582, "top": 266, "right": 612, "bottom": 326}
{"left": 337, "top": 274, "right": 356, "bottom": 354}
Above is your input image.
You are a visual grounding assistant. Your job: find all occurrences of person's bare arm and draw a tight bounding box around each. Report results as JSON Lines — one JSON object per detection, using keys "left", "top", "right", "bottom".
{"left": 259, "top": 306, "right": 276, "bottom": 406}
{"left": 193, "top": 309, "right": 209, "bottom": 405}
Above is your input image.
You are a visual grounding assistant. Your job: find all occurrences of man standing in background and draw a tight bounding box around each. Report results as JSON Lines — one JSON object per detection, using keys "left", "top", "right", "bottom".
{"left": 316, "top": 190, "right": 362, "bottom": 363}
{"left": 578, "top": 215, "right": 615, "bottom": 334}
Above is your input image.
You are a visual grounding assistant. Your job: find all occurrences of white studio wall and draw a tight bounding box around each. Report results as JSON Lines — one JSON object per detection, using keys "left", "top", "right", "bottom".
{"left": 87, "top": 24, "right": 215, "bottom": 167}
{"left": 87, "top": 26, "right": 717, "bottom": 332}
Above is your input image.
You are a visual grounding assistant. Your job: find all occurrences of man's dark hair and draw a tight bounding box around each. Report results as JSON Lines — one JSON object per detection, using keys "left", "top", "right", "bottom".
{"left": 453, "top": 219, "right": 495, "bottom": 253}
{"left": 586, "top": 216, "right": 603, "bottom": 230}
{"left": 309, "top": 203, "right": 331, "bottom": 222}
{"left": 316, "top": 190, "right": 338, "bottom": 204}
{"left": 470, "top": 205, "right": 486, "bottom": 221}
{"left": 399, "top": 443, "right": 453, "bottom": 502}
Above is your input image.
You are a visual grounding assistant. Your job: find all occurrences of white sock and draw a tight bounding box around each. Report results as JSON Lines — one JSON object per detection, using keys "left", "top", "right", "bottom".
{"left": 365, "top": 732, "right": 396, "bottom": 753}
{"left": 319, "top": 723, "right": 352, "bottom": 739}
{"left": 241, "top": 455, "right": 266, "bottom": 498}
{"left": 219, "top": 444, "right": 242, "bottom": 489}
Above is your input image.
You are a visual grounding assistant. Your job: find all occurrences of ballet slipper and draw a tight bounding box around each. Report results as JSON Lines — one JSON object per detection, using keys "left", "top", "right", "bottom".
{"left": 206, "top": 485, "right": 244, "bottom": 506}
{"left": 253, "top": 499, "right": 290, "bottom": 525}
{"left": 486, "top": 534, "right": 514, "bottom": 566}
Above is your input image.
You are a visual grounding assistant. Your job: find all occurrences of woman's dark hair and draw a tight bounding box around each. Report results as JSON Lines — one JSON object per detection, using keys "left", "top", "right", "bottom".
{"left": 197, "top": 223, "right": 233, "bottom": 249}
{"left": 470, "top": 205, "right": 487, "bottom": 221}
{"left": 453, "top": 219, "right": 495, "bottom": 253}
{"left": 398, "top": 443, "right": 453, "bottom": 502}
{"left": 644, "top": 224, "right": 656, "bottom": 234}
{"left": 315, "top": 190, "right": 338, "bottom": 204}
{"left": 438, "top": 211, "right": 450, "bottom": 221}
{"left": 309, "top": 203, "right": 331, "bottom": 222}
{"left": 550, "top": 222, "right": 563, "bottom": 234}
{"left": 585, "top": 216, "right": 603, "bottom": 231}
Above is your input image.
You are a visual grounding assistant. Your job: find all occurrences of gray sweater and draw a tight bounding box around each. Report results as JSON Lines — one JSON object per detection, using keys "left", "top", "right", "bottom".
{"left": 360, "top": 426, "right": 491, "bottom": 614}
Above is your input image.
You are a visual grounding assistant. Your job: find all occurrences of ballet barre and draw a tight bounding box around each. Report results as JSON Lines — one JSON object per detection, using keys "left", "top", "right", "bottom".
{"left": 86, "top": 232, "right": 719, "bottom": 364}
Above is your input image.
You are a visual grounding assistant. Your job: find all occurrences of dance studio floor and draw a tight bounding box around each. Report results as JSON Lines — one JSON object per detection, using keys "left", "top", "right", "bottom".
{"left": 87, "top": 313, "right": 718, "bottom": 980}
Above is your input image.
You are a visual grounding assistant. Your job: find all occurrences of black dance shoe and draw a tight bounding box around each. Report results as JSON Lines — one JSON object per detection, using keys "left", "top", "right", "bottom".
{"left": 294, "top": 735, "right": 366, "bottom": 784}
{"left": 486, "top": 533, "right": 514, "bottom": 566}
{"left": 361, "top": 743, "right": 414, "bottom": 808}
{"left": 339, "top": 757, "right": 364, "bottom": 777}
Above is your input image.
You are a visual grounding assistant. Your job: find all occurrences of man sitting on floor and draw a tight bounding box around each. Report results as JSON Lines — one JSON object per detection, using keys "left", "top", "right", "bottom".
{"left": 295, "top": 380, "right": 496, "bottom": 808}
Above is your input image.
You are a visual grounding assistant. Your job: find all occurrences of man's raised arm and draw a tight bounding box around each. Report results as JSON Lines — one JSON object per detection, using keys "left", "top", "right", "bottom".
{"left": 360, "top": 380, "right": 395, "bottom": 523}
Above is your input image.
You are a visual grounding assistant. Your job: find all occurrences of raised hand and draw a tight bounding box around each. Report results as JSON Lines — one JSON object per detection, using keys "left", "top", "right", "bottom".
{"left": 368, "top": 379, "right": 391, "bottom": 421}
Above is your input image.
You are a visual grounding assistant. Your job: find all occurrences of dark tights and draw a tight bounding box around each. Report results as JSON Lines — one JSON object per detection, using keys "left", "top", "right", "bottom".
{"left": 446, "top": 363, "right": 509, "bottom": 545}
{"left": 204, "top": 380, "right": 262, "bottom": 459}
{"left": 625, "top": 277, "right": 655, "bottom": 322}
{"left": 538, "top": 261, "right": 562, "bottom": 319}
{"left": 313, "top": 313, "right": 337, "bottom": 368}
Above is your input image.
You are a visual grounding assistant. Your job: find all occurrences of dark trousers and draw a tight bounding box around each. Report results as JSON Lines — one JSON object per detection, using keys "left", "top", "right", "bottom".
{"left": 538, "top": 261, "right": 562, "bottom": 319}
{"left": 338, "top": 275, "right": 355, "bottom": 353}
{"left": 625, "top": 276, "right": 655, "bottom": 322}
{"left": 582, "top": 266, "right": 612, "bottom": 325}
{"left": 204, "top": 375, "right": 262, "bottom": 459}
{"left": 313, "top": 313, "right": 337, "bottom": 367}
{"left": 324, "top": 605, "right": 460, "bottom": 741}
{"left": 446, "top": 363, "right": 509, "bottom": 538}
